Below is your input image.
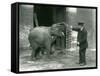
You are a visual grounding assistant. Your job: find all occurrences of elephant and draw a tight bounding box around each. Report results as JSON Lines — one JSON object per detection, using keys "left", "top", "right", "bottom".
{"left": 28, "top": 23, "right": 66, "bottom": 60}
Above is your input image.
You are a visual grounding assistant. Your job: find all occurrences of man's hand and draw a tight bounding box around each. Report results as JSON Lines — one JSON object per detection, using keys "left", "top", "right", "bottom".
{"left": 69, "top": 26, "right": 73, "bottom": 31}
{"left": 70, "top": 26, "right": 72, "bottom": 29}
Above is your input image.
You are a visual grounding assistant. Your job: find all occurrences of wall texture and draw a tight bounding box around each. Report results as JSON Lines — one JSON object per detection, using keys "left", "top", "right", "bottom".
{"left": 19, "top": 5, "right": 96, "bottom": 51}
{"left": 67, "top": 7, "right": 96, "bottom": 49}
{"left": 19, "top": 5, "right": 33, "bottom": 49}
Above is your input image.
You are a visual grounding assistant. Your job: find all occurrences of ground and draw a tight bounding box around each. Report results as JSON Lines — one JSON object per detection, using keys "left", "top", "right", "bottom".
{"left": 19, "top": 48, "right": 96, "bottom": 71}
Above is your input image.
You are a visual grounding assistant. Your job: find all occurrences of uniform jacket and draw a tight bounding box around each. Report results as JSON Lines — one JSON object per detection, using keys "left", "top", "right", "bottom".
{"left": 72, "top": 26, "right": 88, "bottom": 49}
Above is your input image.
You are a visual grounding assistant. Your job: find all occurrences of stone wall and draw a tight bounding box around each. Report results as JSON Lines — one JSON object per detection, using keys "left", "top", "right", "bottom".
{"left": 19, "top": 5, "right": 33, "bottom": 50}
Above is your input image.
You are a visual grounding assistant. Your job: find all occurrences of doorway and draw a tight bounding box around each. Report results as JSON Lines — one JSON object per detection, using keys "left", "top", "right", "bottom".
{"left": 34, "top": 5, "right": 66, "bottom": 49}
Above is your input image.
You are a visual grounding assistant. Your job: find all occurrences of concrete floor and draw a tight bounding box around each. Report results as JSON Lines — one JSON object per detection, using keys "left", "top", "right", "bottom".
{"left": 19, "top": 48, "right": 96, "bottom": 71}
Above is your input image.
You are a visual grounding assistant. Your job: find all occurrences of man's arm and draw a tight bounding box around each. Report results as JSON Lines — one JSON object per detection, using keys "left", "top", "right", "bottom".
{"left": 70, "top": 26, "right": 80, "bottom": 31}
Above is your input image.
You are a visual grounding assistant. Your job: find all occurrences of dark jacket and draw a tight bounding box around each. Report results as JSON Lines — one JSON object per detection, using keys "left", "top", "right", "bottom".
{"left": 72, "top": 27, "right": 88, "bottom": 49}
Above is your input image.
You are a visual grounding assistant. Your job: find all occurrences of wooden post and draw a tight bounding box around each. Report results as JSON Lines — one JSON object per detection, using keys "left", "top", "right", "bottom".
{"left": 34, "top": 13, "right": 39, "bottom": 27}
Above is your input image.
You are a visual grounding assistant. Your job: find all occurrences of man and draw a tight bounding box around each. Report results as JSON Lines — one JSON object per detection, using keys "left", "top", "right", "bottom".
{"left": 72, "top": 22, "right": 88, "bottom": 66}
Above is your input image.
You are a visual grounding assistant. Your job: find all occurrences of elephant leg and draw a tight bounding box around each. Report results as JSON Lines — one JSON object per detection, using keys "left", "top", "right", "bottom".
{"left": 40, "top": 47, "right": 45, "bottom": 55}
{"left": 31, "top": 43, "right": 39, "bottom": 61}
{"left": 45, "top": 42, "right": 51, "bottom": 58}
{"left": 50, "top": 40, "right": 56, "bottom": 55}
{"left": 34, "top": 47, "right": 41, "bottom": 59}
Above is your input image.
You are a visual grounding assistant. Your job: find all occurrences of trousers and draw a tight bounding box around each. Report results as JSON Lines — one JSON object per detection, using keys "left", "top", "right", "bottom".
{"left": 79, "top": 48, "right": 86, "bottom": 63}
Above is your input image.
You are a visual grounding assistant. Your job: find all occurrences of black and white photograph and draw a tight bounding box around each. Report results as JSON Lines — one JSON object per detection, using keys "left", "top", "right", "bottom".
{"left": 11, "top": 2, "right": 97, "bottom": 73}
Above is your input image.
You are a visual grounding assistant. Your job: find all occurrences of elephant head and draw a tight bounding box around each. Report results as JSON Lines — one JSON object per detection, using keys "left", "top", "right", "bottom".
{"left": 50, "top": 22, "right": 66, "bottom": 37}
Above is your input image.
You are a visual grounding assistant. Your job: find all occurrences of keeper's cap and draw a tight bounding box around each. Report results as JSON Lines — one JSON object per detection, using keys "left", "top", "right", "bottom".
{"left": 78, "top": 22, "right": 84, "bottom": 26}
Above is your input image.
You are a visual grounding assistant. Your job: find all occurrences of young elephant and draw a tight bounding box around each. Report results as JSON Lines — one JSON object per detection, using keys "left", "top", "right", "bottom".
{"left": 28, "top": 23, "right": 65, "bottom": 60}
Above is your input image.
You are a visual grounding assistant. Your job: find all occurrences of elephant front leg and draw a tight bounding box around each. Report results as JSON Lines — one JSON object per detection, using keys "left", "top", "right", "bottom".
{"left": 45, "top": 42, "right": 51, "bottom": 59}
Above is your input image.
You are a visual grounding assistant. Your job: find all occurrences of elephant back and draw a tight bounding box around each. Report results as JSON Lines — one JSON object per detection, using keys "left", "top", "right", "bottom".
{"left": 28, "top": 26, "right": 51, "bottom": 45}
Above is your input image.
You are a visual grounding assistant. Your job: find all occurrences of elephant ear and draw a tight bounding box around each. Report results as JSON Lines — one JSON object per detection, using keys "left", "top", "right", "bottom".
{"left": 50, "top": 23, "right": 65, "bottom": 36}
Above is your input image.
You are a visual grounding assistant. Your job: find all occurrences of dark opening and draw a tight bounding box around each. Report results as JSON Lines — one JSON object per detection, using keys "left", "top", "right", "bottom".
{"left": 34, "top": 5, "right": 53, "bottom": 26}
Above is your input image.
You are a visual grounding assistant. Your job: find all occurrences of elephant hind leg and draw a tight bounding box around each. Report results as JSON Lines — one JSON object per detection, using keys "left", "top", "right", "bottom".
{"left": 31, "top": 43, "right": 38, "bottom": 61}
{"left": 34, "top": 47, "right": 41, "bottom": 59}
